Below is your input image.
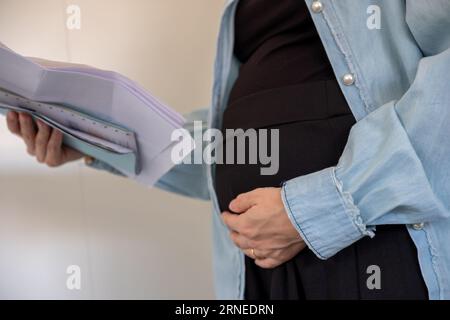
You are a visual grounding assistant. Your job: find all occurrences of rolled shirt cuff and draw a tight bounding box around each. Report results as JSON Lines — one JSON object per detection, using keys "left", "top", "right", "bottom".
{"left": 281, "top": 167, "right": 375, "bottom": 260}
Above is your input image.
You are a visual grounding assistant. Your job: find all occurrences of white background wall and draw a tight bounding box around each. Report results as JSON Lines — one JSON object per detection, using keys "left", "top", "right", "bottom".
{"left": 0, "top": 0, "right": 225, "bottom": 299}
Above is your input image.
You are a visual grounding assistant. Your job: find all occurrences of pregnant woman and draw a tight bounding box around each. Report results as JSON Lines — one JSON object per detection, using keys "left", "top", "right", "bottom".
{"left": 6, "top": 0, "right": 450, "bottom": 299}
{"left": 215, "top": 0, "right": 427, "bottom": 299}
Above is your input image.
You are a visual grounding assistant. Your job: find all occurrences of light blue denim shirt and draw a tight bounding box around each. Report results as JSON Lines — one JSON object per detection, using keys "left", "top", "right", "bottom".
{"left": 94, "top": 0, "right": 450, "bottom": 299}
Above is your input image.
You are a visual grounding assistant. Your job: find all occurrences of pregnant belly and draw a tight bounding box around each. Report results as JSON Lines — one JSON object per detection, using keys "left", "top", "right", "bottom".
{"left": 215, "top": 80, "right": 355, "bottom": 212}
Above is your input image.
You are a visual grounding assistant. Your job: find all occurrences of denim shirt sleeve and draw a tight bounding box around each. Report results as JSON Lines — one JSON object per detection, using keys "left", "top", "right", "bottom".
{"left": 282, "top": 50, "right": 450, "bottom": 259}
{"left": 154, "top": 109, "right": 210, "bottom": 200}
{"left": 88, "top": 108, "right": 211, "bottom": 201}
{"left": 405, "top": 0, "right": 450, "bottom": 57}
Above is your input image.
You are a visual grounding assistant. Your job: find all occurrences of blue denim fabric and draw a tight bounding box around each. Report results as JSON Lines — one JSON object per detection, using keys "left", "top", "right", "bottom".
{"left": 92, "top": 0, "right": 450, "bottom": 299}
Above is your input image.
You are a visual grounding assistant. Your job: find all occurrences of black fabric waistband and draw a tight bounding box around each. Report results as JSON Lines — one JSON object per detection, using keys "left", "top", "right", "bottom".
{"left": 223, "top": 79, "right": 351, "bottom": 130}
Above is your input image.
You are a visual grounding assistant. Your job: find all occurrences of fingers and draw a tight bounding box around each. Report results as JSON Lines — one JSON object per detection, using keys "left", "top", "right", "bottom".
{"left": 243, "top": 248, "right": 281, "bottom": 269}
{"left": 229, "top": 189, "right": 260, "bottom": 213}
{"left": 6, "top": 112, "right": 82, "bottom": 167}
{"left": 230, "top": 231, "right": 253, "bottom": 250}
{"left": 6, "top": 111, "right": 20, "bottom": 135}
{"left": 222, "top": 211, "right": 242, "bottom": 232}
{"left": 19, "top": 114, "right": 62, "bottom": 166}
{"left": 63, "top": 147, "right": 84, "bottom": 163}
{"left": 254, "top": 257, "right": 281, "bottom": 269}
{"left": 35, "top": 120, "right": 52, "bottom": 162}
{"left": 223, "top": 210, "right": 257, "bottom": 239}
{"left": 243, "top": 248, "right": 268, "bottom": 260}
{"left": 18, "top": 112, "right": 37, "bottom": 155}
{"left": 244, "top": 248, "right": 283, "bottom": 269}
{"left": 45, "top": 129, "right": 63, "bottom": 167}
{"left": 243, "top": 248, "right": 255, "bottom": 259}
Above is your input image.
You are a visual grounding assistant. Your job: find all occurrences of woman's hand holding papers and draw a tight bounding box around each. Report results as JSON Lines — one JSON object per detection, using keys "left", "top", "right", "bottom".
{"left": 6, "top": 111, "right": 84, "bottom": 167}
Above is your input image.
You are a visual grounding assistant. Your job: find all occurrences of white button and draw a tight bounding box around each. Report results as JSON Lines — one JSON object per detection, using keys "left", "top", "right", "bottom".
{"left": 412, "top": 223, "right": 425, "bottom": 231}
{"left": 342, "top": 73, "right": 355, "bottom": 86}
{"left": 311, "top": 1, "right": 324, "bottom": 13}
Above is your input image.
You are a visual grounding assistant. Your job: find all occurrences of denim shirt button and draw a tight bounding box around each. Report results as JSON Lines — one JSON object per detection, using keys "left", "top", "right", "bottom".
{"left": 311, "top": 1, "right": 324, "bottom": 13}
{"left": 412, "top": 222, "right": 425, "bottom": 231}
{"left": 342, "top": 73, "right": 355, "bottom": 86}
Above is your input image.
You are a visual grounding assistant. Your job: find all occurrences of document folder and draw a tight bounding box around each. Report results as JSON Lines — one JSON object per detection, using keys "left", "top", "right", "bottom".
{"left": 0, "top": 43, "right": 190, "bottom": 185}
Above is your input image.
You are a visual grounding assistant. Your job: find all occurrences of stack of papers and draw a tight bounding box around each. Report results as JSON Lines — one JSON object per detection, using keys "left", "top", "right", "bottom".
{"left": 0, "top": 43, "right": 190, "bottom": 186}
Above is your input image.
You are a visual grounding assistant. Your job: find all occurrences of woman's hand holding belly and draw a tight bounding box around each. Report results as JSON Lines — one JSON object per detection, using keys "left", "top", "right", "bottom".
{"left": 222, "top": 187, "right": 306, "bottom": 269}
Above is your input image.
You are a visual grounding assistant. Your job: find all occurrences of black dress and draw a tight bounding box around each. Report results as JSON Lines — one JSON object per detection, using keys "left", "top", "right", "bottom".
{"left": 214, "top": 0, "right": 428, "bottom": 300}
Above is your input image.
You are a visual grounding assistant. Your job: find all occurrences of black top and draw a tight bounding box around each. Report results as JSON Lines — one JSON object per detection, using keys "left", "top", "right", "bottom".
{"left": 228, "top": 0, "right": 334, "bottom": 104}
{"left": 215, "top": 0, "right": 427, "bottom": 300}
